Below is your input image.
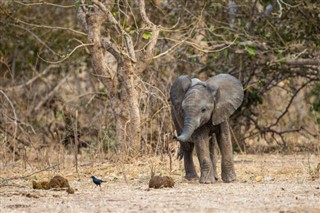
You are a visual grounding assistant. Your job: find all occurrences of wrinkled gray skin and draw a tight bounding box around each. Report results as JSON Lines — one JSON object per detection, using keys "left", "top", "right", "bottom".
{"left": 170, "top": 74, "right": 244, "bottom": 184}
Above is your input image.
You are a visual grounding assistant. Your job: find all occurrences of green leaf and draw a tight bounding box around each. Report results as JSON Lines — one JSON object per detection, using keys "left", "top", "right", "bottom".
{"left": 246, "top": 46, "right": 256, "bottom": 57}
{"left": 129, "top": 29, "right": 136, "bottom": 35}
{"left": 74, "top": 1, "right": 80, "bottom": 9}
{"left": 55, "top": 111, "right": 64, "bottom": 119}
{"left": 209, "top": 25, "right": 215, "bottom": 33}
{"left": 223, "top": 49, "right": 228, "bottom": 57}
{"left": 142, "top": 32, "right": 152, "bottom": 40}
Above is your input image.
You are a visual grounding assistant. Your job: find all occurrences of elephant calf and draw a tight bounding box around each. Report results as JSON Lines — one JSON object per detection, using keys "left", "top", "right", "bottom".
{"left": 170, "top": 74, "right": 244, "bottom": 183}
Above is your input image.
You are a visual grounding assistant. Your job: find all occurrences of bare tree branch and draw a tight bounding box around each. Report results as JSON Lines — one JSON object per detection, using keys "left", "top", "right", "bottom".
{"left": 0, "top": 90, "right": 18, "bottom": 158}
{"left": 38, "top": 43, "right": 93, "bottom": 64}
{"left": 77, "top": 0, "right": 88, "bottom": 33}
{"left": 92, "top": 0, "right": 137, "bottom": 62}
{"left": 280, "top": 59, "right": 320, "bottom": 66}
{"left": 34, "top": 72, "right": 71, "bottom": 112}
{"left": 14, "top": 17, "right": 87, "bottom": 36}
{"left": 0, "top": 65, "right": 59, "bottom": 91}
{"left": 13, "top": 0, "right": 75, "bottom": 8}
{"left": 138, "top": 0, "right": 154, "bottom": 27}
{"left": 0, "top": 125, "right": 30, "bottom": 146}
{"left": 0, "top": 165, "right": 58, "bottom": 185}
{"left": 7, "top": 23, "right": 58, "bottom": 55}
{"left": 270, "top": 80, "right": 311, "bottom": 128}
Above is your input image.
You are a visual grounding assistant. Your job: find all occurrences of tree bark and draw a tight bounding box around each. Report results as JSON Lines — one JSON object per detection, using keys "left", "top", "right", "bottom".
{"left": 80, "top": 8, "right": 128, "bottom": 151}
{"left": 124, "top": 61, "right": 141, "bottom": 151}
{"left": 77, "top": 0, "right": 159, "bottom": 154}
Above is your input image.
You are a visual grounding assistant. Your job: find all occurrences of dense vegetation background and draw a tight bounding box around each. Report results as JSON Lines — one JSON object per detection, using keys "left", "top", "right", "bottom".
{"left": 0, "top": 0, "right": 319, "bottom": 166}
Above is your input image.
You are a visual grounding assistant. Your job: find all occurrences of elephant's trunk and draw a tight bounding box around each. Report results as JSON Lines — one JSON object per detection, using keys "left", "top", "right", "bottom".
{"left": 176, "top": 119, "right": 197, "bottom": 142}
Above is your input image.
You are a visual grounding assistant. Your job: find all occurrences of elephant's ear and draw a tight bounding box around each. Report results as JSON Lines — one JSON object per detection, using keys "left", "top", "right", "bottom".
{"left": 170, "top": 75, "right": 192, "bottom": 109}
{"left": 206, "top": 74, "right": 244, "bottom": 125}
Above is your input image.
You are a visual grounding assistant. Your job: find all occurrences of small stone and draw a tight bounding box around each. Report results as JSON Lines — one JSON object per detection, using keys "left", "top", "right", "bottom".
{"left": 255, "top": 176, "right": 263, "bottom": 182}
{"left": 26, "top": 193, "right": 40, "bottom": 198}
{"left": 66, "top": 187, "right": 75, "bottom": 194}
{"left": 264, "top": 176, "right": 274, "bottom": 181}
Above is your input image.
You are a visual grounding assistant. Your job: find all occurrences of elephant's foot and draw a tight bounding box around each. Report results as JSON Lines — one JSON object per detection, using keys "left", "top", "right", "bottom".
{"left": 221, "top": 170, "right": 236, "bottom": 183}
{"left": 200, "top": 177, "right": 215, "bottom": 184}
{"left": 199, "top": 170, "right": 216, "bottom": 184}
{"left": 185, "top": 172, "right": 199, "bottom": 180}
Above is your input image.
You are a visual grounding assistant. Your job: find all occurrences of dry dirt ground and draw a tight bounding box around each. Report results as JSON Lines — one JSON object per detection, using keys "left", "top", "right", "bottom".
{"left": 1, "top": 154, "right": 320, "bottom": 212}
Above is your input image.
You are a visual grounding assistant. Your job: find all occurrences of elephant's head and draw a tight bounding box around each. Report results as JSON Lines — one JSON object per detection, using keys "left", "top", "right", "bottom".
{"left": 170, "top": 74, "right": 244, "bottom": 142}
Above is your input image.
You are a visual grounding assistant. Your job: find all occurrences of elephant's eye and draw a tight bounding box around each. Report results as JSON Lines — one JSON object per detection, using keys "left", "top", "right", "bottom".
{"left": 201, "top": 107, "right": 206, "bottom": 113}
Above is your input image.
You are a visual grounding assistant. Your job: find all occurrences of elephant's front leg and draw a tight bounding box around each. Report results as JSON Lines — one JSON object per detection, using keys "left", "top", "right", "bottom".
{"left": 216, "top": 121, "right": 236, "bottom": 183}
{"left": 195, "top": 136, "right": 215, "bottom": 184}
{"left": 180, "top": 142, "right": 198, "bottom": 180}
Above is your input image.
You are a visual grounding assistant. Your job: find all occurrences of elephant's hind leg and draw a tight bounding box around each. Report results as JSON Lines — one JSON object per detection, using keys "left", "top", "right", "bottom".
{"left": 209, "top": 137, "right": 219, "bottom": 181}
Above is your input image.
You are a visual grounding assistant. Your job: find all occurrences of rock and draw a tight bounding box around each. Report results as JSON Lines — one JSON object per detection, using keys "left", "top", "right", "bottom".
{"left": 25, "top": 193, "right": 40, "bottom": 198}
{"left": 264, "top": 176, "right": 274, "bottom": 181}
{"left": 32, "top": 175, "right": 70, "bottom": 190}
{"left": 32, "top": 181, "right": 50, "bottom": 190}
{"left": 255, "top": 176, "right": 263, "bottom": 182}
{"left": 66, "top": 187, "right": 75, "bottom": 194}
{"left": 49, "top": 175, "right": 70, "bottom": 188}
{"left": 149, "top": 176, "right": 175, "bottom": 189}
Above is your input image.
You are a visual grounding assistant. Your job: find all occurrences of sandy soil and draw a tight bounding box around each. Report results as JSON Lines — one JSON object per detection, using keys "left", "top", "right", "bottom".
{"left": 1, "top": 154, "right": 320, "bottom": 212}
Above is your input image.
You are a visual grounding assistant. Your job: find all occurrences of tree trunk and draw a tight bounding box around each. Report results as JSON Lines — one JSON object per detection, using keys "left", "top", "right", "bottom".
{"left": 124, "top": 61, "right": 141, "bottom": 151}
{"left": 84, "top": 10, "right": 130, "bottom": 152}
{"left": 77, "top": 1, "right": 158, "bottom": 154}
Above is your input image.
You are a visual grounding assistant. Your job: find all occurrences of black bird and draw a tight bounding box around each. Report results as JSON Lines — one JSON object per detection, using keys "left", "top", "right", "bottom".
{"left": 91, "top": 176, "right": 106, "bottom": 190}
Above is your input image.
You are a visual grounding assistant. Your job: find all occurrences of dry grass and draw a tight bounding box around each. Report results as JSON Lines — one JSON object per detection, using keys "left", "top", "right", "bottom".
{"left": 1, "top": 152, "right": 320, "bottom": 212}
